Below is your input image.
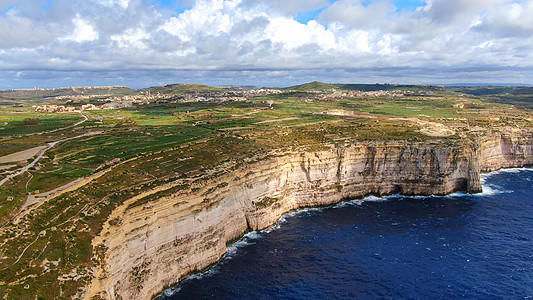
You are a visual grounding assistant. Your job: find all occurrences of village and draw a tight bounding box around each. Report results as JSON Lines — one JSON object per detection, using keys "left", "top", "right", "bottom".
{"left": 32, "top": 85, "right": 429, "bottom": 114}
{"left": 33, "top": 87, "right": 286, "bottom": 112}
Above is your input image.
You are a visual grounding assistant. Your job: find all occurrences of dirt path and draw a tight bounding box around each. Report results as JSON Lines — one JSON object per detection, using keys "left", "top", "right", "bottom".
{"left": 0, "top": 146, "right": 48, "bottom": 164}
{"left": 11, "top": 155, "right": 142, "bottom": 225}
{"left": 44, "top": 111, "right": 88, "bottom": 134}
{"left": 255, "top": 117, "right": 299, "bottom": 124}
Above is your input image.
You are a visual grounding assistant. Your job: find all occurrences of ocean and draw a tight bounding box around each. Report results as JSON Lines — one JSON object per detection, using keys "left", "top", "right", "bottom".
{"left": 160, "top": 168, "right": 533, "bottom": 299}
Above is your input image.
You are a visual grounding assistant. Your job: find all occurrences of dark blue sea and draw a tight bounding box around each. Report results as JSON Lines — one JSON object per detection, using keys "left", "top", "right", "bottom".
{"left": 161, "top": 168, "right": 533, "bottom": 299}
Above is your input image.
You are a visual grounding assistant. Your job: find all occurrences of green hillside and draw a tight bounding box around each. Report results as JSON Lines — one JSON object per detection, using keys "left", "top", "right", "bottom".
{"left": 285, "top": 81, "right": 337, "bottom": 91}
{"left": 143, "top": 83, "right": 225, "bottom": 95}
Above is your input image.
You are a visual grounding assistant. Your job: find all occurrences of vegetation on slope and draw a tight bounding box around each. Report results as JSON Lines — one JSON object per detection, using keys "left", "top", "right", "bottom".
{"left": 142, "top": 83, "right": 225, "bottom": 95}
{"left": 450, "top": 86, "right": 533, "bottom": 109}
{"left": 285, "top": 81, "right": 337, "bottom": 91}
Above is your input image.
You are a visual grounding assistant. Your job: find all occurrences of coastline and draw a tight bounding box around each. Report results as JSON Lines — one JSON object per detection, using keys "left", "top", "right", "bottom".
{"left": 85, "top": 132, "right": 533, "bottom": 300}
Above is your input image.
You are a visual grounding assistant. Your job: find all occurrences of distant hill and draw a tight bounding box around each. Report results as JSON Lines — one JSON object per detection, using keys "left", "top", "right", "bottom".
{"left": 286, "top": 82, "right": 445, "bottom": 92}
{"left": 336, "top": 83, "right": 444, "bottom": 92}
{"left": 285, "top": 81, "right": 337, "bottom": 91}
{"left": 450, "top": 86, "right": 533, "bottom": 110}
{"left": 0, "top": 86, "right": 135, "bottom": 100}
{"left": 216, "top": 85, "right": 257, "bottom": 91}
{"left": 143, "top": 83, "right": 225, "bottom": 95}
{"left": 450, "top": 86, "right": 533, "bottom": 96}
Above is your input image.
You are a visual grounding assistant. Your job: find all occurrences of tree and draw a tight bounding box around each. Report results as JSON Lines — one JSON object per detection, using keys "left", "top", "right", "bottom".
{"left": 20, "top": 118, "right": 40, "bottom": 126}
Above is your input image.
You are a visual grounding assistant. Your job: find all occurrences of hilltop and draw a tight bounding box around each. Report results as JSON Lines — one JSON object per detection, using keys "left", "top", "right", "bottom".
{"left": 285, "top": 81, "right": 337, "bottom": 91}
{"left": 142, "top": 83, "right": 226, "bottom": 95}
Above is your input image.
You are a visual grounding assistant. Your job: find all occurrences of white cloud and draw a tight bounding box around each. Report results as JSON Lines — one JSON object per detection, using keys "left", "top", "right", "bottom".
{"left": 96, "top": 0, "right": 130, "bottom": 9}
{"left": 161, "top": 0, "right": 235, "bottom": 41}
{"left": 476, "top": 1, "right": 533, "bottom": 35}
{"left": 265, "top": 18, "right": 335, "bottom": 51}
{"left": 320, "top": 0, "right": 395, "bottom": 29}
{"left": 62, "top": 14, "right": 98, "bottom": 42}
{"left": 110, "top": 28, "right": 148, "bottom": 48}
{"left": 0, "top": 8, "right": 56, "bottom": 48}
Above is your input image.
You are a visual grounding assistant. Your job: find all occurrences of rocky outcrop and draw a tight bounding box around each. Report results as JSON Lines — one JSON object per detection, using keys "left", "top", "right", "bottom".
{"left": 85, "top": 133, "right": 533, "bottom": 300}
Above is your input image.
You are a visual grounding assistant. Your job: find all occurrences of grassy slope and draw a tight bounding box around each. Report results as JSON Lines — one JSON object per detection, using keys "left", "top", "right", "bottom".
{"left": 285, "top": 81, "right": 337, "bottom": 91}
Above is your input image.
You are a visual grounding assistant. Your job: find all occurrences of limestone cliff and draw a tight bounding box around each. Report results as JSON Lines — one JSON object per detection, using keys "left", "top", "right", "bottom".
{"left": 85, "top": 133, "right": 533, "bottom": 300}
{"left": 478, "top": 131, "right": 533, "bottom": 171}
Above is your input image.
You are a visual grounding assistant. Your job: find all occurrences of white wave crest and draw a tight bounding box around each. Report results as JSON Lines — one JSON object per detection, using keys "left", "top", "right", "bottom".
{"left": 476, "top": 184, "right": 506, "bottom": 196}
{"left": 187, "top": 267, "right": 220, "bottom": 281}
{"left": 244, "top": 231, "right": 261, "bottom": 240}
{"left": 481, "top": 167, "right": 533, "bottom": 184}
{"left": 163, "top": 286, "right": 181, "bottom": 297}
{"left": 261, "top": 223, "right": 281, "bottom": 234}
{"left": 477, "top": 167, "right": 532, "bottom": 196}
{"left": 225, "top": 231, "right": 261, "bottom": 259}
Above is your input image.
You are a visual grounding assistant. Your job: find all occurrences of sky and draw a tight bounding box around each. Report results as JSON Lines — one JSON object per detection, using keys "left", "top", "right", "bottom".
{"left": 1, "top": 0, "right": 533, "bottom": 89}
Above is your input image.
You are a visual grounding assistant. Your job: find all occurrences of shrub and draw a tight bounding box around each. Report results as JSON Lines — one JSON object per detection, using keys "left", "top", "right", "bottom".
{"left": 20, "top": 118, "right": 40, "bottom": 126}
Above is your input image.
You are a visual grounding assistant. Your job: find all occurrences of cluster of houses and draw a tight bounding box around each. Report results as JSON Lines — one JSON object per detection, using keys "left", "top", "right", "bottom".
{"left": 34, "top": 105, "right": 76, "bottom": 113}
{"left": 104, "top": 91, "right": 163, "bottom": 103}
{"left": 165, "top": 88, "right": 283, "bottom": 103}
{"left": 241, "top": 88, "right": 284, "bottom": 97}
{"left": 34, "top": 100, "right": 139, "bottom": 112}
{"left": 294, "top": 89, "right": 407, "bottom": 101}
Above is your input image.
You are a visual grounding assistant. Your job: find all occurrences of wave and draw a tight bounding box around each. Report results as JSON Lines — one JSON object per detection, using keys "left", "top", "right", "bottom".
{"left": 334, "top": 194, "right": 395, "bottom": 208}
{"left": 481, "top": 167, "right": 533, "bottom": 184}
{"left": 162, "top": 265, "right": 222, "bottom": 297}
{"left": 260, "top": 207, "right": 324, "bottom": 234}
{"left": 163, "top": 287, "right": 181, "bottom": 297}
{"left": 225, "top": 231, "right": 262, "bottom": 259}
{"left": 477, "top": 167, "right": 533, "bottom": 196}
{"left": 477, "top": 184, "right": 508, "bottom": 196}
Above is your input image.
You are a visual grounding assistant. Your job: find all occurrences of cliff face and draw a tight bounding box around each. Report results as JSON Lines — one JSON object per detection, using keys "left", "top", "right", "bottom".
{"left": 478, "top": 131, "right": 533, "bottom": 171}
{"left": 86, "top": 133, "right": 533, "bottom": 300}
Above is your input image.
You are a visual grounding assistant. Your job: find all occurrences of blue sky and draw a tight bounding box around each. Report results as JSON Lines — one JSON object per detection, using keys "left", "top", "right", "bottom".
{"left": 149, "top": 0, "right": 429, "bottom": 23}
{"left": 1, "top": 0, "right": 532, "bottom": 89}
{"left": 150, "top": 0, "right": 427, "bottom": 11}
